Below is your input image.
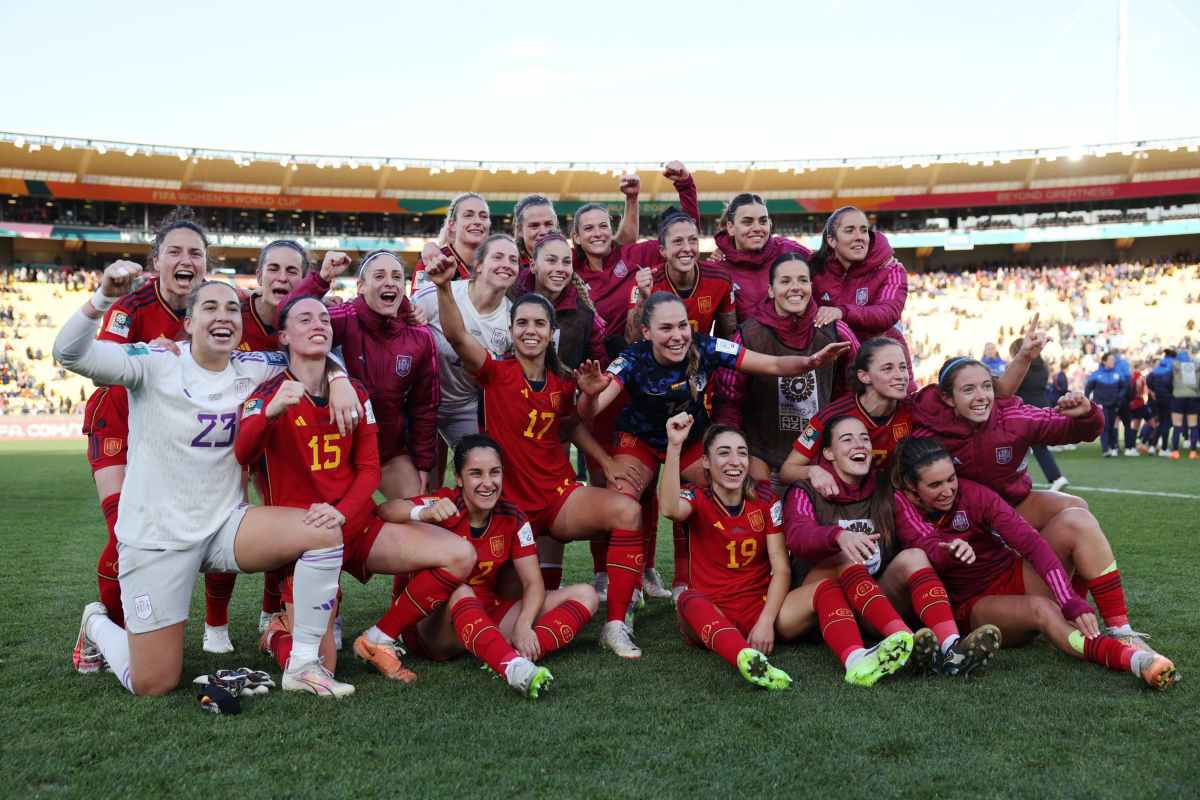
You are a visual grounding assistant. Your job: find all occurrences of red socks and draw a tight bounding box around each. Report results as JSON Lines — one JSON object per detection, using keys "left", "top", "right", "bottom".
{"left": 268, "top": 631, "right": 292, "bottom": 670}
{"left": 391, "top": 573, "right": 410, "bottom": 603}
{"left": 1086, "top": 569, "right": 1129, "bottom": 628}
{"left": 672, "top": 521, "right": 690, "bottom": 588}
{"left": 605, "top": 529, "right": 643, "bottom": 623}
{"left": 262, "top": 569, "right": 283, "bottom": 615}
{"left": 376, "top": 568, "right": 459, "bottom": 639}
{"left": 204, "top": 573, "right": 236, "bottom": 627}
{"left": 677, "top": 590, "right": 748, "bottom": 667}
{"left": 839, "top": 564, "right": 909, "bottom": 637}
{"left": 908, "top": 567, "right": 958, "bottom": 644}
{"left": 1084, "top": 634, "right": 1135, "bottom": 672}
{"left": 97, "top": 493, "right": 124, "bottom": 627}
{"left": 534, "top": 600, "right": 593, "bottom": 654}
{"left": 814, "top": 579, "right": 864, "bottom": 665}
{"left": 451, "top": 596, "right": 519, "bottom": 674}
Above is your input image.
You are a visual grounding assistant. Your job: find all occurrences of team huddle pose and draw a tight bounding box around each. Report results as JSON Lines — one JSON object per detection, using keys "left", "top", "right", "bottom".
{"left": 61, "top": 163, "right": 1178, "bottom": 702}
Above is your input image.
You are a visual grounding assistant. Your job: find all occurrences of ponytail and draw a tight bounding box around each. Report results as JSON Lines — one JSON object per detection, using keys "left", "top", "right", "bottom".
{"left": 810, "top": 205, "right": 863, "bottom": 275}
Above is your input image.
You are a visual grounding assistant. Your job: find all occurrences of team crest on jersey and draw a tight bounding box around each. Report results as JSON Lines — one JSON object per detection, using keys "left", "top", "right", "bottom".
{"left": 490, "top": 329, "right": 508, "bottom": 351}
{"left": 698, "top": 295, "right": 712, "bottom": 314}
{"left": 995, "top": 446, "right": 1013, "bottom": 464}
{"left": 952, "top": 510, "right": 970, "bottom": 531}
{"left": 106, "top": 311, "right": 131, "bottom": 338}
{"left": 243, "top": 398, "right": 264, "bottom": 417}
{"left": 489, "top": 536, "right": 505, "bottom": 559}
{"left": 748, "top": 509, "right": 765, "bottom": 532}
{"left": 235, "top": 378, "right": 252, "bottom": 395}
{"left": 102, "top": 437, "right": 123, "bottom": 457}
{"left": 892, "top": 422, "right": 910, "bottom": 440}
{"left": 395, "top": 355, "right": 412, "bottom": 377}
{"left": 550, "top": 391, "right": 562, "bottom": 411}
{"left": 855, "top": 288, "right": 869, "bottom": 306}
{"left": 613, "top": 261, "right": 629, "bottom": 279}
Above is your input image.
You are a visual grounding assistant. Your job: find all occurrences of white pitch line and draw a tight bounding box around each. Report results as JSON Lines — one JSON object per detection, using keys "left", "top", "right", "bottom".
{"left": 1033, "top": 484, "right": 1200, "bottom": 500}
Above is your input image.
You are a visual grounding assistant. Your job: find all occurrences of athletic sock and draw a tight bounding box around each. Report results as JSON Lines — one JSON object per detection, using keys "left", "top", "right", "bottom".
{"left": 97, "top": 494, "right": 124, "bottom": 627}
{"left": 1072, "top": 631, "right": 1135, "bottom": 672}
{"left": 86, "top": 613, "right": 133, "bottom": 693}
{"left": 1172, "top": 426, "right": 1183, "bottom": 450}
{"left": 1087, "top": 562, "right": 1129, "bottom": 628}
{"left": 539, "top": 563, "right": 563, "bottom": 591}
{"left": 1191, "top": 427, "right": 1199, "bottom": 449}
{"left": 604, "top": 528, "right": 643, "bottom": 623}
{"left": 533, "top": 599, "right": 593, "bottom": 655}
{"left": 203, "top": 572, "right": 236, "bottom": 627}
{"left": 268, "top": 631, "right": 292, "bottom": 670}
{"left": 451, "top": 596, "right": 520, "bottom": 674}
{"left": 1159, "top": 424, "right": 1171, "bottom": 450}
{"left": 589, "top": 536, "right": 608, "bottom": 577}
{"left": 288, "top": 545, "right": 343, "bottom": 666}
{"left": 676, "top": 590, "right": 748, "bottom": 667}
{"left": 391, "top": 573, "right": 409, "bottom": 603}
{"left": 672, "top": 521, "right": 690, "bottom": 588}
{"left": 814, "top": 578, "right": 865, "bottom": 666}
{"left": 375, "top": 567, "right": 459, "bottom": 639}
{"left": 907, "top": 567, "right": 958, "bottom": 646}
{"left": 839, "top": 564, "right": 909, "bottom": 637}
{"left": 262, "top": 569, "right": 283, "bottom": 615}
{"left": 641, "top": 494, "right": 659, "bottom": 570}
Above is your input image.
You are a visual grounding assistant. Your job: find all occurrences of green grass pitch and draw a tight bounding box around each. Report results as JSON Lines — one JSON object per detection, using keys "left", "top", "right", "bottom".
{"left": 1, "top": 440, "right": 1197, "bottom": 799}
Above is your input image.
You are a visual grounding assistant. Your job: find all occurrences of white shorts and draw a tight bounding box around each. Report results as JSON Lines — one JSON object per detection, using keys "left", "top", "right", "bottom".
{"left": 117, "top": 504, "right": 249, "bottom": 634}
{"left": 438, "top": 403, "right": 480, "bottom": 450}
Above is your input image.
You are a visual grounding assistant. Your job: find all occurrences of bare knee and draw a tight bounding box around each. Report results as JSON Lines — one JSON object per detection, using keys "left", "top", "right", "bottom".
{"left": 448, "top": 584, "right": 475, "bottom": 604}
{"left": 1029, "top": 596, "right": 1061, "bottom": 631}
{"left": 889, "top": 548, "right": 930, "bottom": 580}
{"left": 612, "top": 494, "right": 641, "bottom": 531}
{"left": 565, "top": 584, "right": 600, "bottom": 615}
{"left": 303, "top": 524, "right": 343, "bottom": 551}
{"left": 444, "top": 538, "right": 477, "bottom": 580}
{"left": 131, "top": 671, "right": 180, "bottom": 697}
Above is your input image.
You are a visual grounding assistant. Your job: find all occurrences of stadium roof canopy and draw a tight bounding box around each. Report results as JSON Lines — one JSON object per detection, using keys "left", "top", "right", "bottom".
{"left": 2, "top": 131, "right": 1199, "bottom": 217}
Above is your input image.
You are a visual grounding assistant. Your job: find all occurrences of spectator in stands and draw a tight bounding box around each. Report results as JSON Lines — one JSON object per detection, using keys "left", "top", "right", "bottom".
{"left": 1086, "top": 352, "right": 1129, "bottom": 457}
{"left": 981, "top": 342, "right": 1006, "bottom": 376}
{"left": 1009, "top": 338, "right": 1068, "bottom": 490}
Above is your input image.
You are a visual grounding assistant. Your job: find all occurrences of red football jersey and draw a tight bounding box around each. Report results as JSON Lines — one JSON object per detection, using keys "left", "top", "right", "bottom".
{"left": 237, "top": 292, "right": 281, "bottom": 352}
{"left": 410, "top": 486, "right": 536, "bottom": 593}
{"left": 474, "top": 354, "right": 578, "bottom": 516}
{"left": 629, "top": 265, "right": 734, "bottom": 336}
{"left": 682, "top": 486, "right": 782, "bottom": 602}
{"left": 234, "top": 373, "right": 380, "bottom": 534}
{"left": 792, "top": 393, "right": 915, "bottom": 470}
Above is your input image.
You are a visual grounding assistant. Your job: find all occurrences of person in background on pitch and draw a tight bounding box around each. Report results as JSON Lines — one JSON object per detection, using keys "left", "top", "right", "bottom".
{"left": 1146, "top": 350, "right": 1175, "bottom": 456}
{"left": 1166, "top": 348, "right": 1199, "bottom": 459}
{"left": 1085, "top": 352, "right": 1129, "bottom": 458}
{"left": 1009, "top": 337, "right": 1068, "bottom": 490}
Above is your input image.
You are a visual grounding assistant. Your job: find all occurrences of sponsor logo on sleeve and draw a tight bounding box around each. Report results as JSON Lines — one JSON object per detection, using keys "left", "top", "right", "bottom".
{"left": 517, "top": 522, "right": 535, "bottom": 548}
{"left": 995, "top": 446, "right": 1013, "bottom": 465}
{"left": 106, "top": 311, "right": 131, "bottom": 338}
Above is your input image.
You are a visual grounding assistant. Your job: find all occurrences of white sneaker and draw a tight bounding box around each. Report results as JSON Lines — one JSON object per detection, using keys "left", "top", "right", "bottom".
{"left": 1147, "top": 446, "right": 1158, "bottom": 455}
{"left": 282, "top": 659, "right": 355, "bottom": 698}
{"left": 642, "top": 567, "right": 672, "bottom": 599}
{"left": 202, "top": 624, "right": 235, "bottom": 654}
{"left": 73, "top": 602, "right": 108, "bottom": 674}
{"left": 333, "top": 615, "right": 343, "bottom": 651}
{"left": 600, "top": 620, "right": 642, "bottom": 659}
{"left": 258, "top": 611, "right": 274, "bottom": 633}
{"left": 624, "top": 588, "right": 643, "bottom": 627}
{"left": 671, "top": 584, "right": 688, "bottom": 605}
{"left": 593, "top": 572, "right": 608, "bottom": 603}
{"left": 1049, "top": 476, "right": 1070, "bottom": 492}
{"left": 504, "top": 657, "right": 554, "bottom": 699}
{"left": 1158, "top": 449, "right": 1172, "bottom": 458}
{"left": 1124, "top": 448, "right": 1139, "bottom": 457}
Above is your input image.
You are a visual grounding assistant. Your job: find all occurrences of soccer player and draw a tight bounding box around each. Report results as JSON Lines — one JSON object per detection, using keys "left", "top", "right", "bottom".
{"left": 783, "top": 415, "right": 1002, "bottom": 676}
{"left": 807, "top": 206, "right": 915, "bottom": 392}
{"left": 1146, "top": 350, "right": 1176, "bottom": 454}
{"left": 424, "top": 256, "right": 649, "bottom": 658}
{"left": 410, "top": 192, "right": 492, "bottom": 291}
{"left": 1085, "top": 352, "right": 1129, "bottom": 457}
{"left": 284, "top": 250, "right": 440, "bottom": 499}
{"left": 707, "top": 193, "right": 810, "bottom": 321}
{"left": 1168, "top": 350, "right": 1199, "bottom": 459}
{"left": 235, "top": 296, "right": 476, "bottom": 685}
{"left": 378, "top": 435, "right": 598, "bottom": 699}
{"left": 892, "top": 437, "right": 1177, "bottom": 690}
{"left": 61, "top": 265, "right": 362, "bottom": 697}
{"left": 659, "top": 415, "right": 793, "bottom": 689}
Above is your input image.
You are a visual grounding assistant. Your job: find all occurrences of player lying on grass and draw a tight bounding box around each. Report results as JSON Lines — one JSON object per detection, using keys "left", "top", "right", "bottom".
{"left": 375, "top": 435, "right": 599, "bottom": 699}
{"left": 58, "top": 264, "right": 360, "bottom": 698}
{"left": 891, "top": 437, "right": 1178, "bottom": 690}
{"left": 658, "top": 415, "right": 793, "bottom": 690}
{"left": 424, "top": 252, "right": 648, "bottom": 659}
{"left": 234, "top": 296, "right": 476, "bottom": 689}
{"left": 782, "top": 415, "right": 1001, "bottom": 676}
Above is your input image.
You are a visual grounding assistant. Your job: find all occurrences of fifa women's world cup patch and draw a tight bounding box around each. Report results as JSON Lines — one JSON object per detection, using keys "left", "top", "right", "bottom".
{"left": 517, "top": 522, "right": 535, "bottom": 548}
{"left": 243, "top": 398, "right": 264, "bottom": 417}
{"left": 797, "top": 424, "right": 820, "bottom": 450}
{"left": 107, "top": 311, "right": 132, "bottom": 338}
{"left": 364, "top": 400, "right": 376, "bottom": 424}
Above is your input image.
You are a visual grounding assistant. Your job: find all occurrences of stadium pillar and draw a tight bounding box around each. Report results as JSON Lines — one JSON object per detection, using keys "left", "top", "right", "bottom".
{"left": 0, "top": 237, "right": 13, "bottom": 268}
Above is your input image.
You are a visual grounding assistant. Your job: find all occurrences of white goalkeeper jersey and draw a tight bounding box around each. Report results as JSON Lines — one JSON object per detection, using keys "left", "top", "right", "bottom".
{"left": 54, "top": 309, "right": 286, "bottom": 549}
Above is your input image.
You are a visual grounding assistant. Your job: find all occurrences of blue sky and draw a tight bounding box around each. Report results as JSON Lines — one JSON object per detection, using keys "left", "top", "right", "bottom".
{"left": 4, "top": 0, "right": 1199, "bottom": 161}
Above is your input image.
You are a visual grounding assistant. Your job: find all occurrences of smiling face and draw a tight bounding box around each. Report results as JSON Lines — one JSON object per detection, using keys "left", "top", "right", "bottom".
{"left": 257, "top": 245, "right": 305, "bottom": 312}
{"left": 906, "top": 457, "right": 959, "bottom": 513}
{"left": 518, "top": 204, "right": 559, "bottom": 256}
{"left": 476, "top": 238, "right": 519, "bottom": 292}
{"left": 457, "top": 445, "right": 503, "bottom": 515}
{"left": 449, "top": 196, "right": 491, "bottom": 249}
{"left": 184, "top": 282, "right": 243, "bottom": 358}
{"left": 768, "top": 259, "right": 812, "bottom": 316}
{"left": 821, "top": 417, "right": 873, "bottom": 482}
{"left": 828, "top": 209, "right": 870, "bottom": 265}
{"left": 357, "top": 254, "right": 406, "bottom": 316}
{"left": 642, "top": 299, "right": 692, "bottom": 364}
{"left": 703, "top": 430, "right": 750, "bottom": 496}
{"left": 659, "top": 218, "right": 700, "bottom": 276}
{"left": 278, "top": 298, "right": 332, "bottom": 359}
{"left": 725, "top": 201, "right": 770, "bottom": 252}
{"left": 510, "top": 299, "right": 552, "bottom": 361}
{"left": 857, "top": 343, "right": 910, "bottom": 401}
{"left": 155, "top": 228, "right": 208, "bottom": 302}
{"left": 573, "top": 208, "right": 613, "bottom": 257}
{"left": 944, "top": 364, "right": 995, "bottom": 424}
{"left": 532, "top": 238, "right": 574, "bottom": 296}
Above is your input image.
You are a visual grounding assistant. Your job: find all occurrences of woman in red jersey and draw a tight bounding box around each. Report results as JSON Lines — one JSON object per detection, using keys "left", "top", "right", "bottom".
{"left": 424, "top": 257, "right": 650, "bottom": 659}
{"left": 378, "top": 434, "right": 599, "bottom": 699}
{"left": 236, "top": 297, "right": 476, "bottom": 686}
{"left": 783, "top": 415, "right": 1002, "bottom": 677}
{"left": 411, "top": 192, "right": 492, "bottom": 291}
{"left": 709, "top": 193, "right": 810, "bottom": 321}
{"left": 892, "top": 437, "right": 1177, "bottom": 690}
{"left": 659, "top": 415, "right": 793, "bottom": 690}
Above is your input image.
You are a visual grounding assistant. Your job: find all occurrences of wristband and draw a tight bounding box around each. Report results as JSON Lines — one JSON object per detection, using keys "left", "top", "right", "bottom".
{"left": 90, "top": 288, "right": 117, "bottom": 313}
{"left": 409, "top": 505, "right": 425, "bottom": 522}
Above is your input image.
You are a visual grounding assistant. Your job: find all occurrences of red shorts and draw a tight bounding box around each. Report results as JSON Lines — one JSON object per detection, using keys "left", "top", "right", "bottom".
{"left": 342, "top": 514, "right": 387, "bottom": 584}
{"left": 83, "top": 387, "right": 129, "bottom": 472}
{"left": 954, "top": 559, "right": 1026, "bottom": 626}
{"left": 399, "top": 588, "right": 517, "bottom": 662}
{"left": 678, "top": 590, "right": 767, "bottom": 645}
{"left": 614, "top": 432, "right": 704, "bottom": 474}
{"left": 526, "top": 480, "right": 584, "bottom": 537}
{"left": 472, "top": 588, "right": 519, "bottom": 625}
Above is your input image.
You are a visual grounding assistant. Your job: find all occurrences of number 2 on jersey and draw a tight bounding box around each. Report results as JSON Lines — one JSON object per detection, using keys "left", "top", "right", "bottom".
{"left": 307, "top": 433, "right": 343, "bottom": 471}
{"left": 725, "top": 538, "right": 758, "bottom": 568}
{"left": 523, "top": 409, "right": 555, "bottom": 440}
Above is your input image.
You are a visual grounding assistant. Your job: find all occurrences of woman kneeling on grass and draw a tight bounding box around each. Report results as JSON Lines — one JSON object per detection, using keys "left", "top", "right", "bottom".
{"left": 377, "top": 435, "right": 599, "bottom": 700}
{"left": 892, "top": 437, "right": 1177, "bottom": 690}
